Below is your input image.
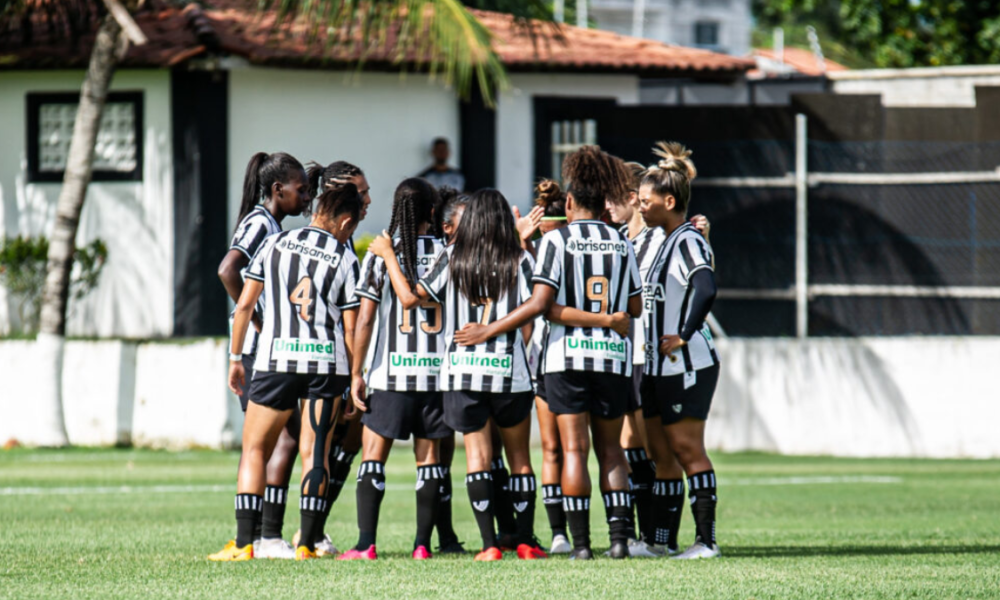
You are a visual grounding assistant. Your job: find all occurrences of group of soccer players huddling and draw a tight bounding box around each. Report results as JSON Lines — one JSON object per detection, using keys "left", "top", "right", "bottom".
{"left": 209, "top": 141, "right": 721, "bottom": 564}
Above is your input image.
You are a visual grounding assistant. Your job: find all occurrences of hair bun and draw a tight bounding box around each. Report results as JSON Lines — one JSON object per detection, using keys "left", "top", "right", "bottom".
{"left": 651, "top": 141, "right": 697, "bottom": 181}
{"left": 535, "top": 179, "right": 563, "bottom": 207}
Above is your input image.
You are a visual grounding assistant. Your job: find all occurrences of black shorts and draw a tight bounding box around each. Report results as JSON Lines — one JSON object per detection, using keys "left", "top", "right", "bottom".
{"left": 640, "top": 364, "right": 720, "bottom": 425}
{"left": 248, "top": 371, "right": 350, "bottom": 412}
{"left": 443, "top": 389, "right": 534, "bottom": 434}
{"left": 534, "top": 373, "right": 547, "bottom": 400}
{"left": 362, "top": 390, "right": 452, "bottom": 441}
{"left": 626, "top": 367, "right": 643, "bottom": 413}
{"left": 238, "top": 355, "right": 256, "bottom": 412}
{"left": 544, "top": 370, "right": 630, "bottom": 419}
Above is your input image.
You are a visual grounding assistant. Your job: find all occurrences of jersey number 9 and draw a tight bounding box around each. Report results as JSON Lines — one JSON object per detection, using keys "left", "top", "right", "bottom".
{"left": 586, "top": 276, "right": 609, "bottom": 314}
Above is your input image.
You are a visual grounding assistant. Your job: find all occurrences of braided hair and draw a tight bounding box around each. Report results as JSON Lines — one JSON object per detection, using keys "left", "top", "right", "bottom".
{"left": 236, "top": 152, "right": 304, "bottom": 231}
{"left": 560, "top": 145, "right": 632, "bottom": 213}
{"left": 306, "top": 160, "right": 365, "bottom": 199}
{"left": 641, "top": 142, "right": 697, "bottom": 215}
{"left": 370, "top": 178, "right": 439, "bottom": 290}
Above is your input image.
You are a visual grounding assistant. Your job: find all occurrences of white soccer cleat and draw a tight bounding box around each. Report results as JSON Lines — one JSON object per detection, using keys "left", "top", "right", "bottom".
{"left": 314, "top": 534, "right": 338, "bottom": 557}
{"left": 549, "top": 533, "right": 572, "bottom": 554}
{"left": 671, "top": 542, "right": 721, "bottom": 560}
{"left": 255, "top": 537, "right": 296, "bottom": 559}
{"left": 628, "top": 539, "right": 665, "bottom": 558}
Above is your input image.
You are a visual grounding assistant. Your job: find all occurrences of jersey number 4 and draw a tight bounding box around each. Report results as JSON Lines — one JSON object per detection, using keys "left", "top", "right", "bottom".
{"left": 290, "top": 277, "right": 313, "bottom": 321}
{"left": 399, "top": 301, "right": 443, "bottom": 334}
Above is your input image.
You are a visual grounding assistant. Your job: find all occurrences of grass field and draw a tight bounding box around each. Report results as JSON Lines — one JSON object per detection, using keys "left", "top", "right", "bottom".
{"left": 1, "top": 448, "right": 998, "bottom": 599}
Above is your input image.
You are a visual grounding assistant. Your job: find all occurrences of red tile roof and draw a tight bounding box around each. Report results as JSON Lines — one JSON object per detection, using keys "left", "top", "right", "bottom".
{"left": 1, "top": 1, "right": 752, "bottom": 77}
{"left": 751, "top": 47, "right": 848, "bottom": 78}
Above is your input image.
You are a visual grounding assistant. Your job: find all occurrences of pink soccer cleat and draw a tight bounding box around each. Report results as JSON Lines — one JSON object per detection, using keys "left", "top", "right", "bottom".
{"left": 336, "top": 545, "right": 378, "bottom": 561}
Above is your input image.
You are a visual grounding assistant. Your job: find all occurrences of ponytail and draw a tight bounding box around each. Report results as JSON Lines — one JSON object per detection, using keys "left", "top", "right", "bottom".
{"left": 237, "top": 152, "right": 269, "bottom": 228}
{"left": 236, "top": 152, "right": 305, "bottom": 233}
{"left": 641, "top": 142, "right": 696, "bottom": 215}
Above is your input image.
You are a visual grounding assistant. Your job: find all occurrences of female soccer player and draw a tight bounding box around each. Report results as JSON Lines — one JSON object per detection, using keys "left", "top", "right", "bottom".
{"left": 337, "top": 178, "right": 449, "bottom": 561}
{"left": 638, "top": 142, "right": 721, "bottom": 560}
{"left": 456, "top": 147, "right": 642, "bottom": 560}
{"left": 368, "top": 189, "right": 545, "bottom": 562}
{"left": 215, "top": 152, "right": 311, "bottom": 559}
{"left": 209, "top": 184, "right": 363, "bottom": 561}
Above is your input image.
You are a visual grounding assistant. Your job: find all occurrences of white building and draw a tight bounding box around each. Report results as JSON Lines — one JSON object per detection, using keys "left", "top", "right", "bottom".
{"left": 589, "top": 0, "right": 753, "bottom": 57}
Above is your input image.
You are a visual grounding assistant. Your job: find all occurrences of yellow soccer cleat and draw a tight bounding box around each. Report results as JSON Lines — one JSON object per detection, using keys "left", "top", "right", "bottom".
{"left": 208, "top": 541, "right": 253, "bottom": 562}
{"left": 296, "top": 546, "right": 318, "bottom": 560}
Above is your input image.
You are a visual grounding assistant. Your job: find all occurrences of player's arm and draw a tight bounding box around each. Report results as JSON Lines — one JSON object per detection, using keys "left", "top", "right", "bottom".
{"left": 218, "top": 249, "right": 248, "bottom": 303}
{"left": 547, "top": 304, "right": 631, "bottom": 337}
{"left": 351, "top": 298, "right": 377, "bottom": 412}
{"left": 367, "top": 234, "right": 431, "bottom": 309}
{"left": 228, "top": 278, "right": 264, "bottom": 395}
{"left": 454, "top": 282, "right": 555, "bottom": 346}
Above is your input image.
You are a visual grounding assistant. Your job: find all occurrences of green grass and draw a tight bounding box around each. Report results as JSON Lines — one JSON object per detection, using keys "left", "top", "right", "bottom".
{"left": 1, "top": 449, "right": 998, "bottom": 599}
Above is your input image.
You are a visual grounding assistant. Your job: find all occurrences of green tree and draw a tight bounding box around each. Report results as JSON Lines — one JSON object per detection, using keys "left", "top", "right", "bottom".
{"left": 0, "top": 0, "right": 542, "bottom": 446}
{"left": 753, "top": 0, "right": 1000, "bottom": 68}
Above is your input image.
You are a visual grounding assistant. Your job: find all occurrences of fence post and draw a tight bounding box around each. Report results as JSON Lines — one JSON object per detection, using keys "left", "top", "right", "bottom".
{"left": 795, "top": 113, "right": 808, "bottom": 339}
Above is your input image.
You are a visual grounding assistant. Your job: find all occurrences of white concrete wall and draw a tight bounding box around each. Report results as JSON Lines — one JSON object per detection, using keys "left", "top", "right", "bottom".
{"left": 3, "top": 337, "right": 1000, "bottom": 457}
{"left": 496, "top": 73, "right": 640, "bottom": 210}
{"left": 829, "top": 66, "right": 1000, "bottom": 107}
{"left": 228, "top": 68, "right": 461, "bottom": 238}
{"left": 0, "top": 70, "right": 174, "bottom": 337}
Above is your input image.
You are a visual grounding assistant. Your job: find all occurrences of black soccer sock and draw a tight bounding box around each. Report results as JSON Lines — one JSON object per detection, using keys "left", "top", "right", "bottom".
{"left": 542, "top": 484, "right": 567, "bottom": 538}
{"left": 261, "top": 485, "right": 288, "bottom": 540}
{"left": 688, "top": 470, "right": 717, "bottom": 547}
{"left": 603, "top": 490, "right": 633, "bottom": 545}
{"left": 509, "top": 474, "right": 538, "bottom": 545}
{"left": 491, "top": 458, "right": 516, "bottom": 540}
{"left": 415, "top": 464, "right": 445, "bottom": 549}
{"left": 563, "top": 495, "right": 591, "bottom": 550}
{"left": 327, "top": 446, "right": 358, "bottom": 506}
{"left": 355, "top": 461, "right": 386, "bottom": 550}
{"left": 298, "top": 494, "right": 328, "bottom": 551}
{"left": 235, "top": 493, "right": 263, "bottom": 548}
{"left": 466, "top": 471, "right": 498, "bottom": 550}
{"left": 652, "top": 478, "right": 686, "bottom": 550}
{"left": 435, "top": 466, "right": 459, "bottom": 545}
{"left": 625, "top": 448, "right": 656, "bottom": 542}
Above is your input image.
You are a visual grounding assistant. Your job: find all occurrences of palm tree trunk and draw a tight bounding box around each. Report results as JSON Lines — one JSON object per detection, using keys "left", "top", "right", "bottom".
{"left": 34, "top": 14, "right": 127, "bottom": 446}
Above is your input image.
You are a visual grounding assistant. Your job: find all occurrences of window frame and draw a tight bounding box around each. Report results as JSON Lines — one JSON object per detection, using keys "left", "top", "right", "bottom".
{"left": 693, "top": 21, "right": 721, "bottom": 48}
{"left": 26, "top": 91, "right": 145, "bottom": 183}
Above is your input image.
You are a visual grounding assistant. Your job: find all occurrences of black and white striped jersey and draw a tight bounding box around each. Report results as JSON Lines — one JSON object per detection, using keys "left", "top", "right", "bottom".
{"left": 643, "top": 222, "right": 719, "bottom": 377}
{"left": 245, "top": 226, "right": 360, "bottom": 375}
{"left": 419, "top": 247, "right": 535, "bottom": 394}
{"left": 620, "top": 224, "right": 667, "bottom": 366}
{"left": 356, "top": 236, "right": 447, "bottom": 392}
{"left": 229, "top": 206, "right": 281, "bottom": 355}
{"left": 533, "top": 220, "right": 642, "bottom": 376}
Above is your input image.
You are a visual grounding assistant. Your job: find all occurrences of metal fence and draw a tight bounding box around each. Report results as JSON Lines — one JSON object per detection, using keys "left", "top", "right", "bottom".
{"left": 694, "top": 115, "right": 1000, "bottom": 337}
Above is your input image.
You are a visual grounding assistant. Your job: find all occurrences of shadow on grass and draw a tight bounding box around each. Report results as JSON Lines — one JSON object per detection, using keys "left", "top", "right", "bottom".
{"left": 724, "top": 545, "right": 1000, "bottom": 558}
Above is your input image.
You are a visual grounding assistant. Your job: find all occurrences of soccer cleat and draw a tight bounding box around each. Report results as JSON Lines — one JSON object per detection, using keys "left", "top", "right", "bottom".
{"left": 548, "top": 534, "right": 572, "bottom": 554}
{"left": 336, "top": 545, "right": 378, "bottom": 561}
{"left": 412, "top": 546, "right": 433, "bottom": 560}
{"left": 568, "top": 547, "right": 594, "bottom": 561}
{"left": 315, "top": 534, "right": 338, "bottom": 557}
{"left": 516, "top": 543, "right": 548, "bottom": 560}
{"left": 208, "top": 542, "right": 253, "bottom": 562}
{"left": 607, "top": 540, "right": 629, "bottom": 559}
{"left": 671, "top": 542, "right": 721, "bottom": 560}
{"left": 628, "top": 539, "right": 665, "bottom": 558}
{"left": 437, "top": 540, "right": 468, "bottom": 555}
{"left": 295, "top": 546, "right": 318, "bottom": 560}
{"left": 474, "top": 547, "right": 503, "bottom": 562}
{"left": 255, "top": 537, "right": 296, "bottom": 559}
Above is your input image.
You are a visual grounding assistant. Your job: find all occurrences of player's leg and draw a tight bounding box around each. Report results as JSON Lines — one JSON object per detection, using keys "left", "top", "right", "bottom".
{"left": 622, "top": 370, "right": 655, "bottom": 549}
{"left": 556, "top": 412, "right": 592, "bottom": 559}
{"left": 494, "top": 390, "right": 545, "bottom": 559}
{"left": 338, "top": 426, "right": 391, "bottom": 560}
{"left": 257, "top": 408, "right": 299, "bottom": 558}
{"left": 536, "top": 396, "right": 569, "bottom": 554}
{"left": 412, "top": 437, "right": 443, "bottom": 559}
{"left": 294, "top": 384, "right": 342, "bottom": 559}
{"left": 434, "top": 433, "right": 465, "bottom": 554}
{"left": 591, "top": 413, "right": 632, "bottom": 559}
{"left": 489, "top": 420, "right": 517, "bottom": 549}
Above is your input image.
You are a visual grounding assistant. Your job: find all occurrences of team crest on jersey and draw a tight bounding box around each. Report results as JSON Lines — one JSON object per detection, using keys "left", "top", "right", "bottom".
{"left": 449, "top": 352, "right": 513, "bottom": 378}
{"left": 272, "top": 338, "right": 336, "bottom": 362}
{"left": 566, "top": 336, "right": 628, "bottom": 363}
{"left": 566, "top": 238, "right": 629, "bottom": 257}
{"left": 389, "top": 352, "right": 443, "bottom": 376}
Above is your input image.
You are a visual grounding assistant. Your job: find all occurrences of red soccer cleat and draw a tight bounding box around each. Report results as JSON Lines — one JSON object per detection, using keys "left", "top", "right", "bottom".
{"left": 412, "top": 545, "right": 433, "bottom": 560}
{"left": 516, "top": 543, "right": 549, "bottom": 560}
{"left": 474, "top": 547, "right": 503, "bottom": 562}
{"left": 336, "top": 545, "right": 377, "bottom": 561}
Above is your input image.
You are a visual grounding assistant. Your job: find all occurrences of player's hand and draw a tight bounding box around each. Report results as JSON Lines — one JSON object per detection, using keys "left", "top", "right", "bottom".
{"left": 454, "top": 322, "right": 492, "bottom": 346}
{"left": 514, "top": 205, "right": 544, "bottom": 242}
{"left": 690, "top": 214, "right": 711, "bottom": 240}
{"left": 351, "top": 376, "right": 368, "bottom": 413}
{"left": 608, "top": 311, "right": 631, "bottom": 337}
{"left": 659, "top": 335, "right": 686, "bottom": 360}
{"left": 228, "top": 361, "right": 245, "bottom": 396}
{"left": 368, "top": 231, "right": 394, "bottom": 259}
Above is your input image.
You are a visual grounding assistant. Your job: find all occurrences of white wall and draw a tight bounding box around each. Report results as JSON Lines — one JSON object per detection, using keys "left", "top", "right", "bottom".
{"left": 496, "top": 73, "right": 640, "bottom": 210}
{"left": 829, "top": 66, "right": 1000, "bottom": 107}
{"left": 228, "top": 68, "right": 461, "bottom": 238}
{"left": 0, "top": 70, "right": 174, "bottom": 337}
{"left": 591, "top": 0, "right": 752, "bottom": 56}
